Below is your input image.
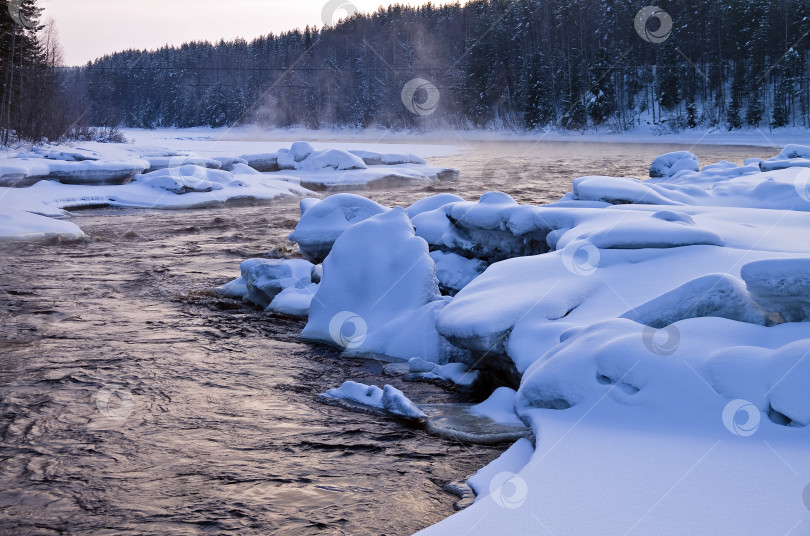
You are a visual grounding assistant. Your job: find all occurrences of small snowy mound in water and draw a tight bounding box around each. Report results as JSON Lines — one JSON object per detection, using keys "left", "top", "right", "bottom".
{"left": 322, "top": 381, "right": 427, "bottom": 419}
{"left": 741, "top": 258, "right": 810, "bottom": 322}
{"left": 302, "top": 208, "right": 466, "bottom": 363}
{"left": 406, "top": 357, "right": 479, "bottom": 387}
{"left": 0, "top": 208, "right": 85, "bottom": 240}
{"left": 288, "top": 194, "right": 388, "bottom": 263}
{"left": 240, "top": 258, "right": 317, "bottom": 309}
{"left": 649, "top": 150, "right": 700, "bottom": 178}
{"left": 621, "top": 273, "right": 772, "bottom": 327}
{"left": 349, "top": 150, "right": 426, "bottom": 166}
{"left": 760, "top": 144, "right": 810, "bottom": 171}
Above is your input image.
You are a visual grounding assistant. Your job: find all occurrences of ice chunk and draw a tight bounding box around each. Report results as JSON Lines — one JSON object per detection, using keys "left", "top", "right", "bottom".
{"left": 302, "top": 208, "right": 462, "bottom": 363}
{"left": 741, "top": 258, "right": 810, "bottom": 322}
{"left": 288, "top": 194, "right": 388, "bottom": 263}
{"left": 267, "top": 283, "right": 319, "bottom": 316}
{"left": 405, "top": 193, "right": 464, "bottom": 218}
{"left": 321, "top": 381, "right": 426, "bottom": 419}
{"left": 649, "top": 151, "right": 700, "bottom": 178}
{"left": 243, "top": 258, "right": 316, "bottom": 308}
{"left": 430, "top": 251, "right": 486, "bottom": 294}
{"left": 382, "top": 384, "right": 427, "bottom": 419}
{"left": 621, "top": 273, "right": 771, "bottom": 327}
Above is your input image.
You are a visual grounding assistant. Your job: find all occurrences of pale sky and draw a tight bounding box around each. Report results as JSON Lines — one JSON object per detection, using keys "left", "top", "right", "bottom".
{"left": 42, "top": 0, "right": 464, "bottom": 66}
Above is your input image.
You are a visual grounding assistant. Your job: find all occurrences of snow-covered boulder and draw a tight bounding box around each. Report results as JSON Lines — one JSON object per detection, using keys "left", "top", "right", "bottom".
{"left": 741, "top": 258, "right": 810, "bottom": 322}
{"left": 288, "top": 194, "right": 388, "bottom": 262}
{"left": 136, "top": 165, "right": 234, "bottom": 193}
{"left": 759, "top": 144, "right": 810, "bottom": 171}
{"left": 302, "top": 208, "right": 465, "bottom": 363}
{"left": 649, "top": 151, "right": 700, "bottom": 178}
{"left": 621, "top": 273, "right": 772, "bottom": 327}
{"left": 241, "top": 258, "right": 317, "bottom": 308}
{"left": 572, "top": 176, "right": 681, "bottom": 205}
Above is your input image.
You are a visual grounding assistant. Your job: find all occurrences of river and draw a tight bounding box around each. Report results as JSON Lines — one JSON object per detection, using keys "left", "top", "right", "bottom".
{"left": 0, "top": 140, "right": 778, "bottom": 535}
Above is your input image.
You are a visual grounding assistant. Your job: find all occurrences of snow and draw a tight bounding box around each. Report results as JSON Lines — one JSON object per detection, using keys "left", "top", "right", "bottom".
{"left": 429, "top": 251, "right": 487, "bottom": 294}
{"left": 321, "top": 381, "right": 427, "bottom": 419}
{"left": 649, "top": 150, "right": 700, "bottom": 177}
{"left": 288, "top": 193, "right": 388, "bottom": 263}
{"left": 741, "top": 258, "right": 810, "bottom": 322}
{"left": 301, "top": 208, "right": 467, "bottom": 363}
{"left": 468, "top": 387, "right": 523, "bottom": 427}
{"left": 0, "top": 208, "right": 84, "bottom": 240}
{"left": 241, "top": 258, "right": 317, "bottom": 309}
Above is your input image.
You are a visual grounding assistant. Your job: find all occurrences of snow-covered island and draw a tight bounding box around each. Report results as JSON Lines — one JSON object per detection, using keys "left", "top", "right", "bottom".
{"left": 219, "top": 145, "right": 810, "bottom": 535}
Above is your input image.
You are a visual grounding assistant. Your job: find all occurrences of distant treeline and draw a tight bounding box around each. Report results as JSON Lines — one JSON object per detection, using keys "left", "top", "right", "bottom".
{"left": 25, "top": 0, "right": 810, "bottom": 138}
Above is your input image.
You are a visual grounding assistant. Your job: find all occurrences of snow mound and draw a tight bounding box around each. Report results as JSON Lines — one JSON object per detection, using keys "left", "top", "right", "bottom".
{"left": 278, "top": 142, "right": 367, "bottom": 171}
{"left": 145, "top": 155, "right": 223, "bottom": 172}
{"left": 321, "top": 381, "right": 427, "bottom": 419}
{"left": 466, "top": 437, "right": 534, "bottom": 503}
{"left": 741, "top": 258, "right": 810, "bottom": 322}
{"left": 621, "top": 273, "right": 772, "bottom": 327}
{"left": 136, "top": 165, "right": 231, "bottom": 193}
{"left": 572, "top": 176, "right": 681, "bottom": 205}
{"left": 405, "top": 193, "right": 465, "bottom": 218}
{"left": 468, "top": 387, "right": 524, "bottom": 427}
{"left": 349, "top": 150, "right": 427, "bottom": 166}
{"left": 406, "top": 357, "right": 479, "bottom": 387}
{"left": 0, "top": 208, "right": 85, "bottom": 240}
{"left": 649, "top": 151, "right": 700, "bottom": 178}
{"left": 302, "top": 208, "right": 465, "bottom": 363}
{"left": 759, "top": 144, "right": 810, "bottom": 170}
{"left": 0, "top": 158, "right": 149, "bottom": 186}
{"left": 288, "top": 194, "right": 388, "bottom": 263}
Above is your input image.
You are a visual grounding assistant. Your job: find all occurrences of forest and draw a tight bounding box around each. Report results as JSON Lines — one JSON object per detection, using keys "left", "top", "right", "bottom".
{"left": 5, "top": 0, "right": 810, "bottom": 140}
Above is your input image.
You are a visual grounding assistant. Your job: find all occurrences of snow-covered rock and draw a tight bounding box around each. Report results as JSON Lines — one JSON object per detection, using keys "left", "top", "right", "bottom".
{"left": 429, "top": 251, "right": 487, "bottom": 294}
{"left": 648, "top": 150, "right": 700, "bottom": 178}
{"left": 321, "top": 381, "right": 427, "bottom": 419}
{"left": 288, "top": 194, "right": 388, "bottom": 263}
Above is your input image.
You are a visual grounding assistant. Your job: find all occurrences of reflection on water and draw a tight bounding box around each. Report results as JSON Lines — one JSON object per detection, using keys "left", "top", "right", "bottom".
{"left": 0, "top": 141, "right": 779, "bottom": 535}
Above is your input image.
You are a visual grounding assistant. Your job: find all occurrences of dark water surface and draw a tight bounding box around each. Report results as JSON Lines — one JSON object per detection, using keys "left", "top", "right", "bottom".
{"left": 0, "top": 140, "right": 779, "bottom": 535}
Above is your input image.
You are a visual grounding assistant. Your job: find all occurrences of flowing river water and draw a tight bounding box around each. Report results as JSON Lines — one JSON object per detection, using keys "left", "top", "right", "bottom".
{"left": 0, "top": 140, "right": 778, "bottom": 535}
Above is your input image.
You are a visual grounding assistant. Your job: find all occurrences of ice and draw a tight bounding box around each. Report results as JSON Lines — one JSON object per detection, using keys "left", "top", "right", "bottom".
{"left": 621, "top": 273, "right": 772, "bottom": 327}
{"left": 741, "top": 257, "right": 810, "bottom": 322}
{"left": 648, "top": 150, "right": 700, "bottom": 177}
{"left": 0, "top": 157, "right": 149, "bottom": 186}
{"left": 241, "top": 258, "right": 317, "bottom": 308}
{"left": 287, "top": 194, "right": 388, "bottom": 262}
{"left": 144, "top": 155, "right": 223, "bottom": 172}
{"left": 267, "top": 284, "right": 318, "bottom": 316}
{"left": 405, "top": 193, "right": 465, "bottom": 218}
{"left": 468, "top": 387, "right": 523, "bottom": 427}
{"left": 216, "top": 276, "right": 248, "bottom": 300}
{"left": 0, "top": 208, "right": 84, "bottom": 240}
{"left": 465, "top": 437, "right": 534, "bottom": 502}
{"left": 429, "top": 251, "right": 487, "bottom": 294}
{"left": 321, "top": 381, "right": 427, "bottom": 419}
{"left": 349, "top": 150, "right": 426, "bottom": 165}
{"left": 572, "top": 175, "right": 682, "bottom": 205}
{"left": 301, "top": 208, "right": 465, "bottom": 363}
{"left": 406, "top": 357, "right": 479, "bottom": 387}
